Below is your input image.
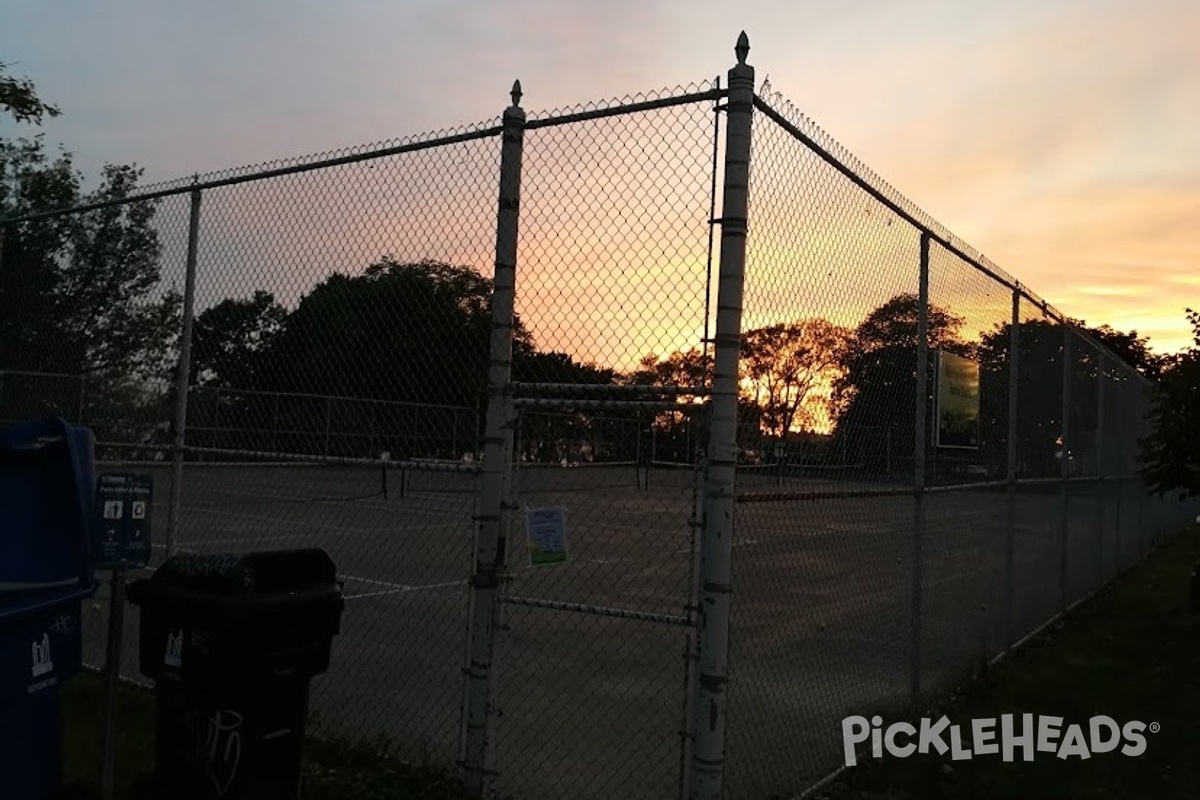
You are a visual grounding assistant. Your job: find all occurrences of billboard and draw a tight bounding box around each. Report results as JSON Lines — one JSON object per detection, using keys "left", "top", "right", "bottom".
{"left": 935, "top": 350, "right": 980, "bottom": 449}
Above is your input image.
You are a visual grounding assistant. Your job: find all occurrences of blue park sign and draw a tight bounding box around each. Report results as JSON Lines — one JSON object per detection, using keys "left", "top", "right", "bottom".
{"left": 92, "top": 473, "right": 153, "bottom": 570}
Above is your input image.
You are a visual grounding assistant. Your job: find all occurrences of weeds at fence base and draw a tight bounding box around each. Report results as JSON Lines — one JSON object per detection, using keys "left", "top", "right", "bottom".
{"left": 808, "top": 523, "right": 1200, "bottom": 800}
{"left": 300, "top": 734, "right": 476, "bottom": 800}
{"left": 61, "top": 671, "right": 476, "bottom": 800}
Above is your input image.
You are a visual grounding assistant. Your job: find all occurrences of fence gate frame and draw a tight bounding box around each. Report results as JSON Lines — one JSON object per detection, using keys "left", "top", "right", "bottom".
{"left": 457, "top": 38, "right": 750, "bottom": 800}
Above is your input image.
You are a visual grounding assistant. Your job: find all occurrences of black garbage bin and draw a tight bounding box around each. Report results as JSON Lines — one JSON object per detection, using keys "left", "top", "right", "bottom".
{"left": 125, "top": 548, "right": 344, "bottom": 800}
{"left": 1191, "top": 559, "right": 1200, "bottom": 614}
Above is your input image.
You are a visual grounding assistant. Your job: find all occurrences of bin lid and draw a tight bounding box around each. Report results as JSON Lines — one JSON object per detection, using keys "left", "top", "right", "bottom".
{"left": 0, "top": 416, "right": 96, "bottom": 597}
{"left": 139, "top": 548, "right": 338, "bottom": 595}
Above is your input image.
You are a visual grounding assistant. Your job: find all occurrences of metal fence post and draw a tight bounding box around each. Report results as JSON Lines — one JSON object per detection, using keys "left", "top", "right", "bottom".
{"left": 1136, "top": 382, "right": 1147, "bottom": 556}
{"left": 77, "top": 373, "right": 86, "bottom": 424}
{"left": 909, "top": 231, "right": 930, "bottom": 708}
{"left": 1094, "top": 354, "right": 1105, "bottom": 585}
{"left": 1058, "top": 324, "right": 1072, "bottom": 611}
{"left": 688, "top": 32, "right": 753, "bottom": 800}
{"left": 167, "top": 186, "right": 202, "bottom": 559}
{"left": 0, "top": 230, "right": 6, "bottom": 420}
{"left": 210, "top": 387, "right": 220, "bottom": 455}
{"left": 462, "top": 80, "right": 525, "bottom": 798}
{"left": 1112, "top": 373, "right": 1123, "bottom": 573}
{"left": 324, "top": 395, "right": 332, "bottom": 457}
{"left": 1003, "top": 285, "right": 1020, "bottom": 648}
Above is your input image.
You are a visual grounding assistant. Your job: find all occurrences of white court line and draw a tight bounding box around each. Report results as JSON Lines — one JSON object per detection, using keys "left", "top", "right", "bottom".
{"left": 150, "top": 532, "right": 311, "bottom": 549}
{"left": 342, "top": 578, "right": 466, "bottom": 600}
{"left": 178, "top": 500, "right": 466, "bottom": 529}
{"left": 165, "top": 503, "right": 475, "bottom": 542}
{"left": 340, "top": 574, "right": 426, "bottom": 589}
{"left": 178, "top": 505, "right": 376, "bottom": 535}
{"left": 109, "top": 562, "right": 464, "bottom": 600}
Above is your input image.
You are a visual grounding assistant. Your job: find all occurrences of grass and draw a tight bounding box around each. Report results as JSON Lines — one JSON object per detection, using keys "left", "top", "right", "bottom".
{"left": 808, "top": 524, "right": 1200, "bottom": 800}
{"left": 61, "top": 674, "right": 155, "bottom": 799}
{"left": 59, "top": 673, "right": 476, "bottom": 800}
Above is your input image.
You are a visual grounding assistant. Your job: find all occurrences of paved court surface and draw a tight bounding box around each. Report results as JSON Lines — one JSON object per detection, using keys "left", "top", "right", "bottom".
{"left": 79, "top": 461, "right": 1192, "bottom": 800}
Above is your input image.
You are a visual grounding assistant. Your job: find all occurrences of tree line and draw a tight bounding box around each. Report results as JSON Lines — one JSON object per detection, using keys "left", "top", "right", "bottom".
{"left": 2, "top": 64, "right": 1195, "bottom": 496}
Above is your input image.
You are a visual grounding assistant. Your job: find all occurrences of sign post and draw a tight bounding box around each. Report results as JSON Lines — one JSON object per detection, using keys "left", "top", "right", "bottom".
{"left": 93, "top": 472, "right": 153, "bottom": 800}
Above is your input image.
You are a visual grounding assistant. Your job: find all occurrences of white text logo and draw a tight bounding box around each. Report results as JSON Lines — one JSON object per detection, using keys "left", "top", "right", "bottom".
{"left": 842, "top": 714, "right": 1155, "bottom": 766}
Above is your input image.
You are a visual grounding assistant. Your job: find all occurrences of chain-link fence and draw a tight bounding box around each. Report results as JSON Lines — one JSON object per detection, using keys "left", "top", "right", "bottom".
{"left": 2, "top": 33, "right": 1196, "bottom": 800}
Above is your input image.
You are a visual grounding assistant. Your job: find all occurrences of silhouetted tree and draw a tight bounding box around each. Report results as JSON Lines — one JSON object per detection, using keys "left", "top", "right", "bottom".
{"left": 1085, "top": 324, "right": 1166, "bottom": 381}
{"left": 1, "top": 62, "right": 60, "bottom": 124}
{"left": 830, "top": 293, "right": 969, "bottom": 473}
{"left": 203, "top": 257, "right": 615, "bottom": 458}
{"left": 191, "top": 290, "right": 287, "bottom": 388}
{"left": 626, "top": 348, "right": 712, "bottom": 463}
{"left": 740, "top": 318, "right": 848, "bottom": 439}
{"left": 1, "top": 68, "right": 180, "bottom": 441}
{"left": 976, "top": 318, "right": 1142, "bottom": 479}
{"left": 1139, "top": 309, "right": 1199, "bottom": 497}
{"left": 512, "top": 350, "right": 618, "bottom": 463}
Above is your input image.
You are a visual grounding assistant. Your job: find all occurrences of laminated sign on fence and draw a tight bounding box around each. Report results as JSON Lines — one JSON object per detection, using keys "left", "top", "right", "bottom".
{"left": 92, "top": 473, "right": 153, "bottom": 570}
{"left": 935, "top": 350, "right": 981, "bottom": 449}
{"left": 525, "top": 506, "right": 568, "bottom": 565}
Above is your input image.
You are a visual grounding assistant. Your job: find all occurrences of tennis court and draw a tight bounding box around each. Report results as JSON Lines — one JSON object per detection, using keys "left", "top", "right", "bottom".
{"left": 75, "top": 457, "right": 1173, "bottom": 800}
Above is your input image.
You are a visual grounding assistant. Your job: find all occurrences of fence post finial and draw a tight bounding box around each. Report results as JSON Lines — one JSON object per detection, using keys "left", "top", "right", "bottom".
{"left": 511, "top": 80, "right": 523, "bottom": 108}
{"left": 735, "top": 31, "right": 749, "bottom": 64}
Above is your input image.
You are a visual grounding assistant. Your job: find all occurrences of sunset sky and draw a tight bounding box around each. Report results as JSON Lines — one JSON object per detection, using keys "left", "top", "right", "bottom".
{"left": 3, "top": 0, "right": 1197, "bottom": 358}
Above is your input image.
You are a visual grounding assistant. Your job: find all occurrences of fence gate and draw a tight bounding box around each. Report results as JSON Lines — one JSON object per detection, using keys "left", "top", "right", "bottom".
{"left": 456, "top": 58, "right": 734, "bottom": 800}
{"left": 473, "top": 391, "right": 708, "bottom": 800}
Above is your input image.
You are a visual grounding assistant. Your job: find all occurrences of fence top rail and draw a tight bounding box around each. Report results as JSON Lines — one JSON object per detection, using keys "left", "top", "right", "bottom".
{"left": 510, "top": 382, "right": 710, "bottom": 396}
{"left": 0, "top": 369, "right": 86, "bottom": 380}
{"left": 524, "top": 85, "right": 724, "bottom": 130}
{"left": 0, "top": 122, "right": 505, "bottom": 226}
{"left": 0, "top": 83, "right": 720, "bottom": 228}
{"left": 177, "top": 445, "right": 483, "bottom": 473}
{"left": 192, "top": 384, "right": 477, "bottom": 412}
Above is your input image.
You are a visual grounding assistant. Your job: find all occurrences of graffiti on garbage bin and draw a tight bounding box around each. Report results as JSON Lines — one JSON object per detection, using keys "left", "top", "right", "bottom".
{"left": 184, "top": 707, "right": 243, "bottom": 797}
{"left": 164, "top": 629, "right": 184, "bottom": 668}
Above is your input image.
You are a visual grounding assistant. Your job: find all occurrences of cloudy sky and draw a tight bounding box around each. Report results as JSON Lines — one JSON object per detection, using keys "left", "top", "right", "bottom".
{"left": 4, "top": 0, "right": 1197, "bottom": 356}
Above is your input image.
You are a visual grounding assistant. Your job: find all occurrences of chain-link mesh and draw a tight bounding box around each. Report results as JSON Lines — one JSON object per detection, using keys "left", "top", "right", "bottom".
{"left": 1009, "top": 299, "right": 1066, "bottom": 646}
{"left": 174, "top": 122, "right": 503, "bottom": 769}
{"left": 0, "top": 371, "right": 85, "bottom": 425}
{"left": 917, "top": 239, "right": 1014, "bottom": 714}
{"left": 2, "top": 120, "right": 509, "bottom": 769}
{"left": 3, "top": 51, "right": 1198, "bottom": 800}
{"left": 725, "top": 91, "right": 922, "bottom": 798}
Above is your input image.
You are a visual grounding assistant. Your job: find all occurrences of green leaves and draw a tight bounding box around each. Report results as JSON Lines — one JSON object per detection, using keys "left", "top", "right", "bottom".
{"left": 1, "top": 67, "right": 177, "bottom": 444}
{"left": 0, "top": 62, "right": 61, "bottom": 126}
{"left": 1139, "top": 308, "right": 1200, "bottom": 498}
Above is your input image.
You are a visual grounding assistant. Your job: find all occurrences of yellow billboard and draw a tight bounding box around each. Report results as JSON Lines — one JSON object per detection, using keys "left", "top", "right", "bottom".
{"left": 935, "top": 350, "right": 980, "bottom": 449}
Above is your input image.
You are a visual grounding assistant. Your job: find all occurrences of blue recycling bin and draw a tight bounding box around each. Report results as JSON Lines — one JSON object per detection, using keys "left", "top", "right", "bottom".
{"left": 0, "top": 416, "right": 99, "bottom": 800}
